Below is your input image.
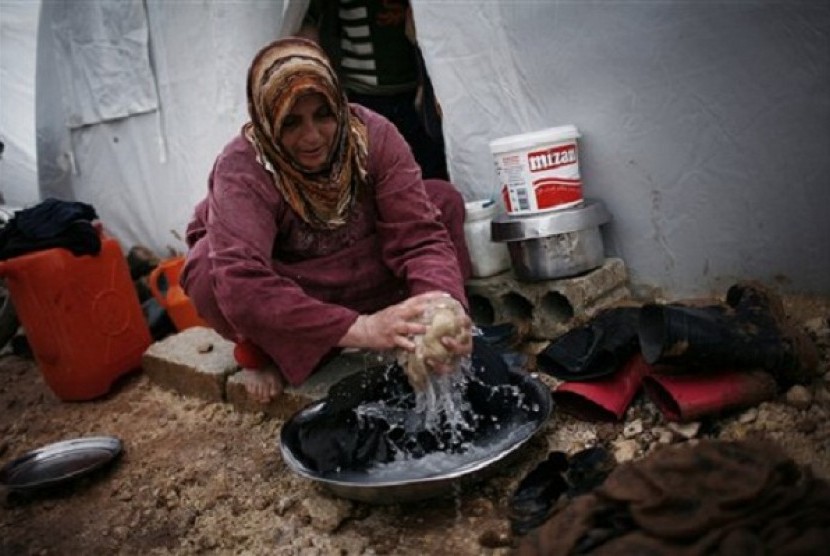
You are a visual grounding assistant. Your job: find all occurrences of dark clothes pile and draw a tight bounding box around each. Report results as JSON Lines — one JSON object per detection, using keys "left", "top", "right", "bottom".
{"left": 516, "top": 439, "right": 830, "bottom": 556}
{"left": 286, "top": 338, "right": 544, "bottom": 475}
{"left": 0, "top": 198, "right": 100, "bottom": 260}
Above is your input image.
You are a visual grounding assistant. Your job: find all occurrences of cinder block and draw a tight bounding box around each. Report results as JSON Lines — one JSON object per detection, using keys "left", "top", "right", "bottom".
{"left": 465, "top": 257, "right": 631, "bottom": 339}
{"left": 142, "top": 326, "right": 237, "bottom": 402}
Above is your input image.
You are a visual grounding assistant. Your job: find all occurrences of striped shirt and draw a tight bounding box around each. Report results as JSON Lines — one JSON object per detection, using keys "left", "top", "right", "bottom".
{"left": 334, "top": 0, "right": 418, "bottom": 94}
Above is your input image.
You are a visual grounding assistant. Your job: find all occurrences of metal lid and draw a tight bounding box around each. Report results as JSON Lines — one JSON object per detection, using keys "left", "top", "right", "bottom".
{"left": 490, "top": 199, "right": 611, "bottom": 242}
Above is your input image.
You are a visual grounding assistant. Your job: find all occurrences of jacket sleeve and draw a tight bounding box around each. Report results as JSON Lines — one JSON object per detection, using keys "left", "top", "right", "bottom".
{"left": 366, "top": 114, "right": 467, "bottom": 307}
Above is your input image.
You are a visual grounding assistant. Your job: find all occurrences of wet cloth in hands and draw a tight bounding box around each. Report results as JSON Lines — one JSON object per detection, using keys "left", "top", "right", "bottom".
{"left": 400, "top": 295, "right": 469, "bottom": 391}
{"left": 0, "top": 198, "right": 100, "bottom": 260}
{"left": 292, "top": 337, "right": 520, "bottom": 474}
{"left": 516, "top": 439, "right": 830, "bottom": 555}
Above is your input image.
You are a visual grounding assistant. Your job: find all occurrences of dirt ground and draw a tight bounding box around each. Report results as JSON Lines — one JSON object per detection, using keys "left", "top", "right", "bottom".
{"left": 1, "top": 292, "right": 829, "bottom": 556}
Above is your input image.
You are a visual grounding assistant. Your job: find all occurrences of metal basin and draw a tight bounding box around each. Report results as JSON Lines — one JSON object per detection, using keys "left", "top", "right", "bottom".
{"left": 491, "top": 199, "right": 611, "bottom": 280}
{"left": 279, "top": 365, "right": 552, "bottom": 504}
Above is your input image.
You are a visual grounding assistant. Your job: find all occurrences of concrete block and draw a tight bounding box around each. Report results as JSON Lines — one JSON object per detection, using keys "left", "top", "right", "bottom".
{"left": 142, "top": 327, "right": 237, "bottom": 402}
{"left": 465, "top": 257, "right": 631, "bottom": 340}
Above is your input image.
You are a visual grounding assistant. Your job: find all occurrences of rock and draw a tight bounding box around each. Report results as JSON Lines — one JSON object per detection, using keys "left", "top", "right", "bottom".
{"left": 479, "top": 522, "right": 512, "bottom": 548}
{"left": 301, "top": 494, "right": 353, "bottom": 533}
{"left": 464, "top": 497, "right": 494, "bottom": 517}
{"left": 613, "top": 439, "right": 638, "bottom": 462}
{"left": 738, "top": 408, "right": 758, "bottom": 424}
{"left": 667, "top": 422, "right": 701, "bottom": 439}
{"left": 623, "top": 419, "right": 643, "bottom": 438}
{"left": 651, "top": 427, "right": 674, "bottom": 444}
{"left": 785, "top": 385, "right": 813, "bottom": 410}
{"left": 815, "top": 386, "right": 830, "bottom": 404}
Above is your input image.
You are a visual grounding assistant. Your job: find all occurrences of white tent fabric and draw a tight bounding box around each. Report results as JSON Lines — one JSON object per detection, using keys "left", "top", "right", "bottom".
{"left": 1, "top": 1, "right": 828, "bottom": 297}
{"left": 52, "top": 0, "right": 159, "bottom": 129}
{"left": 0, "top": 1, "right": 40, "bottom": 207}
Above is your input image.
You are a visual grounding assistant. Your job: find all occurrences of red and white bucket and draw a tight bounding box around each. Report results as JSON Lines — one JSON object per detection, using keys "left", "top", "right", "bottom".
{"left": 489, "top": 125, "right": 582, "bottom": 215}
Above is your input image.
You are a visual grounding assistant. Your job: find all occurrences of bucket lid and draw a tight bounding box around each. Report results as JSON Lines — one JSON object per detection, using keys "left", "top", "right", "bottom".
{"left": 489, "top": 125, "right": 581, "bottom": 154}
{"left": 490, "top": 199, "right": 610, "bottom": 242}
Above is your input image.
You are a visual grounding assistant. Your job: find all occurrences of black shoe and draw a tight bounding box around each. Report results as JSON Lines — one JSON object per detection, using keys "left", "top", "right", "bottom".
{"left": 537, "top": 307, "right": 640, "bottom": 381}
{"left": 509, "top": 446, "right": 615, "bottom": 536}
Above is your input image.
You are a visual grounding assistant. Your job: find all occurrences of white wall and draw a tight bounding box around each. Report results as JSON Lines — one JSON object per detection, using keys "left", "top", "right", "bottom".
{"left": 0, "top": 0, "right": 40, "bottom": 207}
{"left": 415, "top": 0, "right": 830, "bottom": 297}
{"left": 35, "top": 0, "right": 285, "bottom": 255}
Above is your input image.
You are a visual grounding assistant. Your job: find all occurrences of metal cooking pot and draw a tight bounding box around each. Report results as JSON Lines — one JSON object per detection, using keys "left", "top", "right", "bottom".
{"left": 491, "top": 199, "right": 610, "bottom": 281}
{"left": 279, "top": 367, "right": 552, "bottom": 504}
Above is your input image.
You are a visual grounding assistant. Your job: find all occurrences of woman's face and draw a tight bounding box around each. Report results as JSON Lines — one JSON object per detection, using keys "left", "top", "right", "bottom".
{"left": 279, "top": 93, "right": 337, "bottom": 173}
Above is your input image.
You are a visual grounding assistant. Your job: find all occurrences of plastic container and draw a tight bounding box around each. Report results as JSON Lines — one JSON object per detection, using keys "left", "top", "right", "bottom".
{"left": 463, "top": 200, "right": 511, "bottom": 278}
{"left": 148, "top": 256, "right": 207, "bottom": 331}
{"left": 489, "top": 125, "right": 582, "bottom": 215}
{"left": 0, "top": 236, "right": 151, "bottom": 401}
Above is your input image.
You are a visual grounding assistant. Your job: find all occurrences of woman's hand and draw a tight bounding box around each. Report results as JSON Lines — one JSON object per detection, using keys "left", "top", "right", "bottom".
{"left": 426, "top": 311, "right": 473, "bottom": 375}
{"left": 339, "top": 291, "right": 451, "bottom": 351}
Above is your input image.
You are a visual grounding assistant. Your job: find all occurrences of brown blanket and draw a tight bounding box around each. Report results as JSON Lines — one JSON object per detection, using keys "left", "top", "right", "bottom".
{"left": 516, "top": 439, "right": 830, "bottom": 555}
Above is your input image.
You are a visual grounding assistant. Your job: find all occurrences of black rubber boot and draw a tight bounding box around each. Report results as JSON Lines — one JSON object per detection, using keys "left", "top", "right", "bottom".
{"left": 537, "top": 307, "right": 641, "bottom": 381}
{"left": 638, "top": 281, "right": 818, "bottom": 386}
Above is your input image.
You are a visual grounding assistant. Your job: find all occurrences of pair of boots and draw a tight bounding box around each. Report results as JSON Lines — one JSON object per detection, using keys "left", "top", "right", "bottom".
{"left": 538, "top": 282, "right": 818, "bottom": 422}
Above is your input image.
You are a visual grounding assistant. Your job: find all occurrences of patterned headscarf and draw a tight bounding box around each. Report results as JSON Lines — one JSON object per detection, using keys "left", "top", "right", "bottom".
{"left": 243, "top": 38, "right": 369, "bottom": 229}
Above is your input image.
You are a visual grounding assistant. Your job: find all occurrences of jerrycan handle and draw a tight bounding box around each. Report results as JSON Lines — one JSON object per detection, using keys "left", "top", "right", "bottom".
{"left": 147, "top": 264, "right": 169, "bottom": 310}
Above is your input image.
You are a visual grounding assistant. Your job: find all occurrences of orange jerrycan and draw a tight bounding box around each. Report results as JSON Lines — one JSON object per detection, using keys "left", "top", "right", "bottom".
{"left": 0, "top": 236, "right": 152, "bottom": 401}
{"left": 147, "top": 256, "right": 207, "bottom": 331}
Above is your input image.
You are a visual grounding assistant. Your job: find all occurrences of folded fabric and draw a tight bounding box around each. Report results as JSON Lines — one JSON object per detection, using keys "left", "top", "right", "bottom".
{"left": 0, "top": 198, "right": 101, "bottom": 260}
{"left": 552, "top": 354, "right": 651, "bottom": 421}
{"left": 517, "top": 439, "right": 830, "bottom": 555}
{"left": 537, "top": 307, "right": 640, "bottom": 381}
{"left": 643, "top": 368, "right": 778, "bottom": 422}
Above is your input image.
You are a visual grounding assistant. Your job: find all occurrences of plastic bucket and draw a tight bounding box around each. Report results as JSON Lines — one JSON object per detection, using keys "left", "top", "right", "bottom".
{"left": 463, "top": 200, "right": 511, "bottom": 278}
{"left": 489, "top": 125, "right": 582, "bottom": 215}
{"left": 0, "top": 236, "right": 151, "bottom": 401}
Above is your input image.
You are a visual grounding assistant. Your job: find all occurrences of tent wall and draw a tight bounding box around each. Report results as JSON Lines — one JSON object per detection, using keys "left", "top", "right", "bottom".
{"left": 414, "top": 1, "right": 830, "bottom": 297}
{"left": 0, "top": 1, "right": 40, "bottom": 207}
{"left": 35, "top": 0, "right": 285, "bottom": 255}
{"left": 7, "top": 1, "right": 828, "bottom": 297}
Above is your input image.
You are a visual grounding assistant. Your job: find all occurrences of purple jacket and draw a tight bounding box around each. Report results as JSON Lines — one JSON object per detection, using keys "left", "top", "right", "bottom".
{"left": 182, "top": 105, "right": 465, "bottom": 385}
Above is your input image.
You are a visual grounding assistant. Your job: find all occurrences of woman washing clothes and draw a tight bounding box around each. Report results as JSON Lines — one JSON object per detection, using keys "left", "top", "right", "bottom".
{"left": 181, "top": 38, "right": 473, "bottom": 404}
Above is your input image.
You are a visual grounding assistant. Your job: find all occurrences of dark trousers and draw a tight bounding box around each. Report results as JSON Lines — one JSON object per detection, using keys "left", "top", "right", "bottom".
{"left": 349, "top": 89, "right": 449, "bottom": 181}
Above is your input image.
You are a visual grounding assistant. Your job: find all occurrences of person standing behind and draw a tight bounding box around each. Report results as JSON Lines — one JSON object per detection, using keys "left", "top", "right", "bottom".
{"left": 297, "top": 0, "right": 449, "bottom": 180}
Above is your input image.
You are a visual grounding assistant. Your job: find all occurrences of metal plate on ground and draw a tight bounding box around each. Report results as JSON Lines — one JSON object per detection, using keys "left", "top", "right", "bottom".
{"left": 0, "top": 436, "right": 123, "bottom": 491}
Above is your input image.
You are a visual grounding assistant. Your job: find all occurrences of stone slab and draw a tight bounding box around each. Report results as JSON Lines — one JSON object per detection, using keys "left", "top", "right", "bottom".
{"left": 142, "top": 326, "right": 237, "bottom": 402}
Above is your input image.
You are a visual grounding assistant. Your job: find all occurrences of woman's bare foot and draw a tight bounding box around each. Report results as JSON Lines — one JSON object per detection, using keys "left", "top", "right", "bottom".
{"left": 240, "top": 367, "right": 284, "bottom": 404}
